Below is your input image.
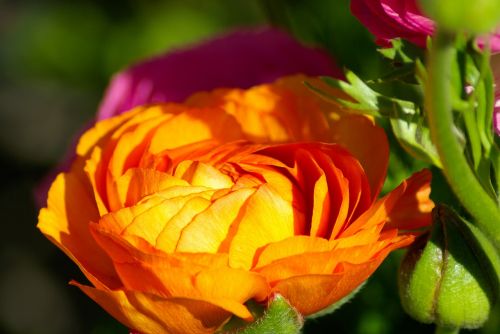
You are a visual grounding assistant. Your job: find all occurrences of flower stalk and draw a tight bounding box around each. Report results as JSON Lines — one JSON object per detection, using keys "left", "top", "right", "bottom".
{"left": 425, "top": 29, "right": 500, "bottom": 250}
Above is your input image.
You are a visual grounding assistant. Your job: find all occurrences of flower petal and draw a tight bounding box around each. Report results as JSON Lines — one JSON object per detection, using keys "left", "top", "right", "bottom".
{"left": 385, "top": 169, "right": 434, "bottom": 231}
{"left": 271, "top": 260, "right": 383, "bottom": 315}
{"left": 73, "top": 282, "right": 231, "bottom": 334}
{"left": 175, "top": 188, "right": 256, "bottom": 253}
{"left": 330, "top": 115, "right": 389, "bottom": 200}
{"left": 228, "top": 184, "right": 299, "bottom": 270}
{"left": 270, "top": 235, "right": 413, "bottom": 315}
{"left": 37, "top": 172, "right": 120, "bottom": 289}
{"left": 89, "top": 226, "right": 268, "bottom": 319}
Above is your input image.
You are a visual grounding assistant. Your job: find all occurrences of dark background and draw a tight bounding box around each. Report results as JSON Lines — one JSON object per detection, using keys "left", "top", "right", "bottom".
{"left": 0, "top": 0, "right": 498, "bottom": 333}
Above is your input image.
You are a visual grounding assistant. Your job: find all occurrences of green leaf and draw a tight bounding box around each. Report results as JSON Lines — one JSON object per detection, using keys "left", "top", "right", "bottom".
{"left": 220, "top": 295, "right": 303, "bottom": 334}
{"left": 307, "top": 72, "right": 441, "bottom": 168}
{"left": 377, "top": 38, "right": 425, "bottom": 65}
{"left": 390, "top": 117, "right": 442, "bottom": 167}
{"left": 314, "top": 73, "right": 418, "bottom": 120}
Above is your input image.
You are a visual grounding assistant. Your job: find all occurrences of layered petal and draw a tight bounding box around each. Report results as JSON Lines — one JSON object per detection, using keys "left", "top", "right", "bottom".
{"left": 74, "top": 283, "right": 231, "bottom": 334}
{"left": 37, "top": 172, "right": 120, "bottom": 289}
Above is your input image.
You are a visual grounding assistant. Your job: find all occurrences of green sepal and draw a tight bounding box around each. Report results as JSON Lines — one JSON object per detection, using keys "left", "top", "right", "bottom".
{"left": 219, "top": 294, "right": 303, "bottom": 334}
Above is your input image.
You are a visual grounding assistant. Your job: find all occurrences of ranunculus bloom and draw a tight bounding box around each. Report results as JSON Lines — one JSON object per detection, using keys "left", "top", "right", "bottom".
{"left": 350, "top": 0, "right": 500, "bottom": 52}
{"left": 38, "top": 76, "right": 433, "bottom": 333}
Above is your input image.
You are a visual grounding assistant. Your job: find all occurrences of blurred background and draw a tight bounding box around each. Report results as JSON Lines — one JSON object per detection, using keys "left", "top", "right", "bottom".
{"left": 0, "top": 0, "right": 498, "bottom": 333}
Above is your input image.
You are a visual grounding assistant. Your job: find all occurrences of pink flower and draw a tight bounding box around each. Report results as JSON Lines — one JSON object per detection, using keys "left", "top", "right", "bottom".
{"left": 494, "top": 98, "right": 500, "bottom": 136}
{"left": 491, "top": 54, "right": 500, "bottom": 136}
{"left": 35, "top": 27, "right": 340, "bottom": 206}
{"left": 351, "top": 0, "right": 500, "bottom": 52}
{"left": 97, "top": 27, "right": 341, "bottom": 120}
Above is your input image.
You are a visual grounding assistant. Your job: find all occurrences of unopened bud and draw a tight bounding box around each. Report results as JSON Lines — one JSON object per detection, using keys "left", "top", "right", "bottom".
{"left": 398, "top": 205, "right": 499, "bottom": 329}
{"left": 419, "top": 0, "right": 500, "bottom": 34}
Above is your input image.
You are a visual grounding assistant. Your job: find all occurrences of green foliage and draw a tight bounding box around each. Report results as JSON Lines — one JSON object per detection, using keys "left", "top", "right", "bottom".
{"left": 306, "top": 38, "right": 442, "bottom": 168}
{"left": 220, "top": 295, "right": 303, "bottom": 334}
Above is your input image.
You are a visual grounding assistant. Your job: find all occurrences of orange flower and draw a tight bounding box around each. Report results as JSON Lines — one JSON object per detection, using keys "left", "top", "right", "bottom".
{"left": 38, "top": 75, "right": 433, "bottom": 334}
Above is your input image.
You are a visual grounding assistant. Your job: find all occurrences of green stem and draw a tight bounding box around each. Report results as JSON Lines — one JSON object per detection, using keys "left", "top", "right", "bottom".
{"left": 426, "top": 29, "right": 500, "bottom": 250}
{"left": 435, "top": 326, "right": 459, "bottom": 334}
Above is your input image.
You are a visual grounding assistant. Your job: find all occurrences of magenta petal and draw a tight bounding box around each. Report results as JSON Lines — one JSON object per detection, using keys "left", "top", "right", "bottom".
{"left": 494, "top": 101, "right": 500, "bottom": 136}
{"left": 351, "top": 0, "right": 432, "bottom": 48}
{"left": 495, "top": 87, "right": 500, "bottom": 136}
{"left": 97, "top": 27, "right": 341, "bottom": 120}
{"left": 351, "top": 0, "right": 500, "bottom": 52}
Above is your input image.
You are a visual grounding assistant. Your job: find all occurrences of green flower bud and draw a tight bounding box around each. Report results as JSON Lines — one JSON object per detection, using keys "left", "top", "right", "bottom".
{"left": 419, "top": 0, "right": 500, "bottom": 34}
{"left": 398, "top": 205, "right": 500, "bottom": 329}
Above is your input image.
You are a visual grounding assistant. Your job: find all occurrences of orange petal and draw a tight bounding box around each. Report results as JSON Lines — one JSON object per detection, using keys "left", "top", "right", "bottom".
{"left": 122, "top": 192, "right": 213, "bottom": 246}
{"left": 272, "top": 258, "right": 384, "bottom": 315}
{"left": 175, "top": 188, "right": 255, "bottom": 253}
{"left": 186, "top": 75, "right": 332, "bottom": 143}
{"left": 341, "top": 169, "right": 434, "bottom": 239}
{"left": 73, "top": 282, "right": 231, "bottom": 334}
{"left": 228, "top": 184, "right": 299, "bottom": 270}
{"left": 37, "top": 172, "right": 120, "bottom": 289}
{"left": 174, "top": 160, "right": 234, "bottom": 189}
{"left": 80, "top": 107, "right": 171, "bottom": 214}
{"left": 194, "top": 267, "right": 269, "bottom": 302}
{"left": 76, "top": 108, "right": 144, "bottom": 159}
{"left": 84, "top": 146, "right": 110, "bottom": 215}
{"left": 339, "top": 177, "right": 407, "bottom": 238}
{"left": 114, "top": 168, "right": 190, "bottom": 208}
{"left": 255, "top": 233, "right": 414, "bottom": 285}
{"left": 254, "top": 236, "right": 333, "bottom": 268}
{"left": 148, "top": 106, "right": 244, "bottom": 154}
{"left": 256, "top": 244, "right": 376, "bottom": 284}
{"left": 234, "top": 161, "right": 303, "bottom": 211}
{"left": 308, "top": 148, "right": 350, "bottom": 239}
{"left": 310, "top": 174, "right": 332, "bottom": 237}
{"left": 386, "top": 169, "right": 434, "bottom": 231}
{"left": 334, "top": 223, "right": 385, "bottom": 249}
{"left": 330, "top": 115, "right": 389, "bottom": 200}
{"left": 320, "top": 145, "right": 371, "bottom": 226}
{"left": 269, "top": 234, "right": 413, "bottom": 316}
{"left": 156, "top": 196, "right": 213, "bottom": 253}
{"left": 89, "top": 226, "right": 267, "bottom": 319}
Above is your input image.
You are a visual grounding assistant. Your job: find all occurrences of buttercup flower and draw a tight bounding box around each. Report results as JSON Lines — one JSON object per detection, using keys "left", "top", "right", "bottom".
{"left": 38, "top": 75, "right": 433, "bottom": 333}
{"left": 350, "top": 0, "right": 500, "bottom": 52}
